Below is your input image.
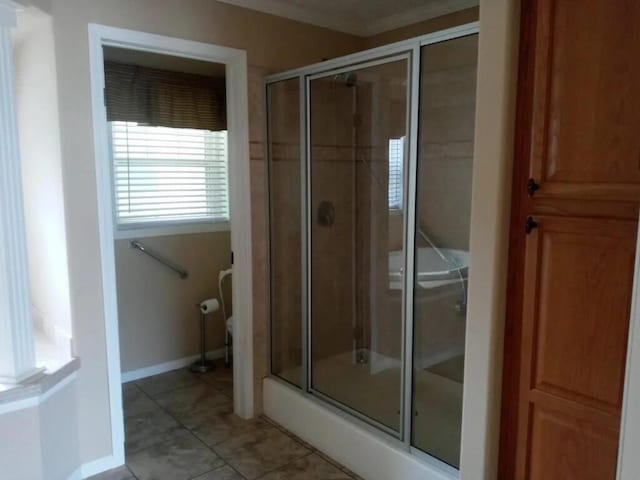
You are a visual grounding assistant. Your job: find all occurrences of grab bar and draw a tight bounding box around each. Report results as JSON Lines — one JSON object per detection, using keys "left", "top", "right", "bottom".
{"left": 129, "top": 240, "right": 189, "bottom": 279}
{"left": 417, "top": 226, "right": 467, "bottom": 308}
{"left": 417, "top": 226, "right": 450, "bottom": 264}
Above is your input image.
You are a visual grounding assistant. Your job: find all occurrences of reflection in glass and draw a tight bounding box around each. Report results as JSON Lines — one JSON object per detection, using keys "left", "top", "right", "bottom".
{"left": 411, "top": 34, "right": 479, "bottom": 467}
{"left": 268, "top": 78, "right": 303, "bottom": 386}
{"left": 309, "top": 59, "right": 409, "bottom": 432}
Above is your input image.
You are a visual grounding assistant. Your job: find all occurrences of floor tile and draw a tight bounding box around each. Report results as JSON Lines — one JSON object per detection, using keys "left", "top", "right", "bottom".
{"left": 124, "top": 403, "right": 181, "bottom": 454}
{"left": 200, "top": 375, "right": 234, "bottom": 398}
{"left": 314, "top": 452, "right": 361, "bottom": 479}
{"left": 135, "top": 368, "right": 201, "bottom": 397}
{"left": 258, "top": 453, "right": 353, "bottom": 480}
{"left": 192, "top": 464, "right": 244, "bottom": 480}
{"left": 122, "top": 383, "right": 157, "bottom": 419}
{"left": 121, "top": 368, "right": 354, "bottom": 480}
{"left": 179, "top": 402, "right": 270, "bottom": 446}
{"left": 127, "top": 429, "right": 224, "bottom": 480}
{"left": 214, "top": 427, "right": 310, "bottom": 479}
{"left": 153, "top": 382, "right": 232, "bottom": 417}
{"left": 262, "top": 417, "right": 314, "bottom": 451}
{"left": 87, "top": 464, "right": 135, "bottom": 480}
{"left": 198, "top": 361, "right": 233, "bottom": 381}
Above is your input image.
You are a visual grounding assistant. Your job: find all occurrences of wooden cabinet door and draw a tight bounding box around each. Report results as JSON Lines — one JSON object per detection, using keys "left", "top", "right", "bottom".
{"left": 515, "top": 215, "right": 636, "bottom": 479}
{"left": 529, "top": 0, "right": 640, "bottom": 202}
{"left": 501, "top": 1, "right": 640, "bottom": 477}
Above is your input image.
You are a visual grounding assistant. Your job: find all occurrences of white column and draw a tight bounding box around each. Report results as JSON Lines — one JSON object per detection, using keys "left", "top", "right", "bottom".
{"left": 0, "top": 0, "right": 38, "bottom": 384}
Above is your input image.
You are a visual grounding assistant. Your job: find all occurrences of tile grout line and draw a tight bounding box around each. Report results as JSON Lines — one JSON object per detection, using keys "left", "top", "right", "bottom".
{"left": 132, "top": 362, "right": 232, "bottom": 399}
{"left": 252, "top": 451, "right": 316, "bottom": 480}
{"left": 126, "top": 377, "right": 239, "bottom": 478}
{"left": 123, "top": 365, "right": 356, "bottom": 480}
{"left": 260, "top": 415, "right": 359, "bottom": 478}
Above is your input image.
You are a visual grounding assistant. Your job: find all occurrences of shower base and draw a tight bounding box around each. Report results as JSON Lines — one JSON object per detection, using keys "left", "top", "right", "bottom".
{"left": 277, "top": 349, "right": 462, "bottom": 468}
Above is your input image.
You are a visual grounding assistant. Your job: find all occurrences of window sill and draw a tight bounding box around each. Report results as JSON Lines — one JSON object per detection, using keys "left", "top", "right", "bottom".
{"left": 0, "top": 357, "right": 80, "bottom": 413}
{"left": 0, "top": 329, "right": 78, "bottom": 411}
{"left": 114, "top": 220, "right": 230, "bottom": 239}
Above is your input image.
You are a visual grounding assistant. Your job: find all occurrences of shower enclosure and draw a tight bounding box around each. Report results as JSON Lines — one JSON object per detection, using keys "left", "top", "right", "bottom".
{"left": 267, "top": 24, "right": 479, "bottom": 470}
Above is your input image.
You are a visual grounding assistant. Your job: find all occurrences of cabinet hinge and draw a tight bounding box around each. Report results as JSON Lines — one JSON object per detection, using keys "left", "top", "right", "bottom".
{"left": 525, "top": 216, "right": 539, "bottom": 234}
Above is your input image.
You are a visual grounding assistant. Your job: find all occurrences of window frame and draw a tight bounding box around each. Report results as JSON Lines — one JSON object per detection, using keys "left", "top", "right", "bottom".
{"left": 107, "top": 122, "right": 231, "bottom": 239}
{"left": 388, "top": 136, "right": 405, "bottom": 213}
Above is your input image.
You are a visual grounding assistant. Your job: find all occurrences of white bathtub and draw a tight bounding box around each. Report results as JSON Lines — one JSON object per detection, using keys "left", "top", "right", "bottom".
{"left": 388, "top": 247, "right": 468, "bottom": 290}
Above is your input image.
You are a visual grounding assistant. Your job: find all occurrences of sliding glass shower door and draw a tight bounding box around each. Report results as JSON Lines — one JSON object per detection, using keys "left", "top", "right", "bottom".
{"left": 267, "top": 78, "right": 303, "bottom": 387}
{"left": 267, "top": 23, "right": 479, "bottom": 472}
{"left": 308, "top": 57, "right": 409, "bottom": 433}
{"left": 411, "top": 34, "right": 478, "bottom": 468}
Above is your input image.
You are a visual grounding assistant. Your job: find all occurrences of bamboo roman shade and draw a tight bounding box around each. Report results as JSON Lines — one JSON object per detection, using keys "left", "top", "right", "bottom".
{"left": 104, "top": 61, "right": 227, "bottom": 131}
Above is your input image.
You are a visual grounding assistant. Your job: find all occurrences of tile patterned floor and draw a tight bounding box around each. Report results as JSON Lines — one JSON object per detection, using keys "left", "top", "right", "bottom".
{"left": 89, "top": 360, "right": 361, "bottom": 480}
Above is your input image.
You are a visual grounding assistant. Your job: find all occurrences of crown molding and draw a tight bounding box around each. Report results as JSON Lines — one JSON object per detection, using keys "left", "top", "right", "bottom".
{"left": 217, "top": 0, "right": 478, "bottom": 37}
{"left": 362, "top": 0, "right": 478, "bottom": 36}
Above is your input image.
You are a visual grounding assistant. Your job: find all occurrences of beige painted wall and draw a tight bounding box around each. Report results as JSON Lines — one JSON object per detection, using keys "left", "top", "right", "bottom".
{"left": 25, "top": 0, "right": 509, "bottom": 471}
{"left": 38, "top": 379, "right": 80, "bottom": 480}
{"left": 365, "top": 7, "right": 479, "bottom": 48}
{"left": 0, "top": 378, "right": 80, "bottom": 480}
{"left": 0, "top": 405, "right": 42, "bottom": 479}
{"left": 115, "top": 232, "right": 232, "bottom": 373}
{"left": 13, "top": 8, "right": 73, "bottom": 352}
{"left": 460, "top": 0, "right": 520, "bottom": 477}
{"left": 46, "top": 0, "right": 363, "bottom": 465}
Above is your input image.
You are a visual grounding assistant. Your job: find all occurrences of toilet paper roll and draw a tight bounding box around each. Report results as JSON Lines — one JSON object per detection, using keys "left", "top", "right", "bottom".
{"left": 200, "top": 298, "right": 219, "bottom": 314}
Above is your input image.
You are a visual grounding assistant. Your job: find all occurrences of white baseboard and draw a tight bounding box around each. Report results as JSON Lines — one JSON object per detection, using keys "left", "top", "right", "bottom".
{"left": 121, "top": 348, "right": 226, "bottom": 383}
{"left": 67, "top": 467, "right": 81, "bottom": 480}
{"left": 79, "top": 453, "right": 122, "bottom": 479}
{"left": 66, "top": 453, "right": 122, "bottom": 480}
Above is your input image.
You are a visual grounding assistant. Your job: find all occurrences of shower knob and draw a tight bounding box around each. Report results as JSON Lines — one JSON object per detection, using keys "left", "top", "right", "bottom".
{"left": 318, "top": 201, "right": 335, "bottom": 227}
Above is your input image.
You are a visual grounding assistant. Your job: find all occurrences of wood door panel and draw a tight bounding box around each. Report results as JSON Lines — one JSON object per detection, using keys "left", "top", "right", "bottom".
{"left": 532, "top": 217, "right": 635, "bottom": 411}
{"left": 524, "top": 216, "right": 635, "bottom": 412}
{"left": 515, "top": 215, "right": 636, "bottom": 478}
{"left": 530, "top": 0, "right": 640, "bottom": 200}
{"left": 500, "top": 1, "right": 640, "bottom": 477}
{"left": 528, "top": 405, "right": 619, "bottom": 480}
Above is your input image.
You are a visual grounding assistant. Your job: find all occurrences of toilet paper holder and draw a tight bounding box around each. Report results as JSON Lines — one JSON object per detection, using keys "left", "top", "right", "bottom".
{"left": 191, "top": 299, "right": 219, "bottom": 373}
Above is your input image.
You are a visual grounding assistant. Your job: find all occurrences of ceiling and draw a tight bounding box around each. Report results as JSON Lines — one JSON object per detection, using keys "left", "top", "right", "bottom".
{"left": 217, "top": 0, "right": 478, "bottom": 37}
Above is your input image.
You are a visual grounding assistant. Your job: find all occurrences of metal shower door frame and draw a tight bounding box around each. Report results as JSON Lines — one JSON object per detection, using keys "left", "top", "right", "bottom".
{"left": 265, "top": 22, "right": 480, "bottom": 478}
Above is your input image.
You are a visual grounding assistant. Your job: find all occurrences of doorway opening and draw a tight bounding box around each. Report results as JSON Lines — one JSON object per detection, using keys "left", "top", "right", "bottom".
{"left": 88, "top": 25, "right": 253, "bottom": 467}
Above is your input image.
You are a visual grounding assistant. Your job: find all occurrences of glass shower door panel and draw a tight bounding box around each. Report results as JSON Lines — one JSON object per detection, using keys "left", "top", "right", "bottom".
{"left": 309, "top": 58, "right": 409, "bottom": 432}
{"left": 411, "top": 34, "right": 479, "bottom": 467}
{"left": 268, "top": 78, "right": 303, "bottom": 387}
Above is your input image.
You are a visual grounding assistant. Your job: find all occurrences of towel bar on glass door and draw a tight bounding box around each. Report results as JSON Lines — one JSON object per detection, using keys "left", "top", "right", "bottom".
{"left": 129, "top": 240, "right": 189, "bottom": 279}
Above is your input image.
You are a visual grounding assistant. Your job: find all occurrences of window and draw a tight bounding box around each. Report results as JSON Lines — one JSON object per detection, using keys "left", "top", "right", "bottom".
{"left": 388, "top": 137, "right": 405, "bottom": 210}
{"left": 110, "top": 121, "right": 229, "bottom": 229}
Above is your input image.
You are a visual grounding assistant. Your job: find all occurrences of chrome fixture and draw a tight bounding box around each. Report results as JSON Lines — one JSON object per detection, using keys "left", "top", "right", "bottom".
{"left": 129, "top": 240, "right": 189, "bottom": 279}
{"left": 417, "top": 226, "right": 467, "bottom": 311}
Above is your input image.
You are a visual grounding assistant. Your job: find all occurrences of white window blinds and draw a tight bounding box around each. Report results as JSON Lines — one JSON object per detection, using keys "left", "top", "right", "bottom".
{"left": 388, "top": 137, "right": 405, "bottom": 210}
{"left": 110, "top": 121, "right": 229, "bottom": 227}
